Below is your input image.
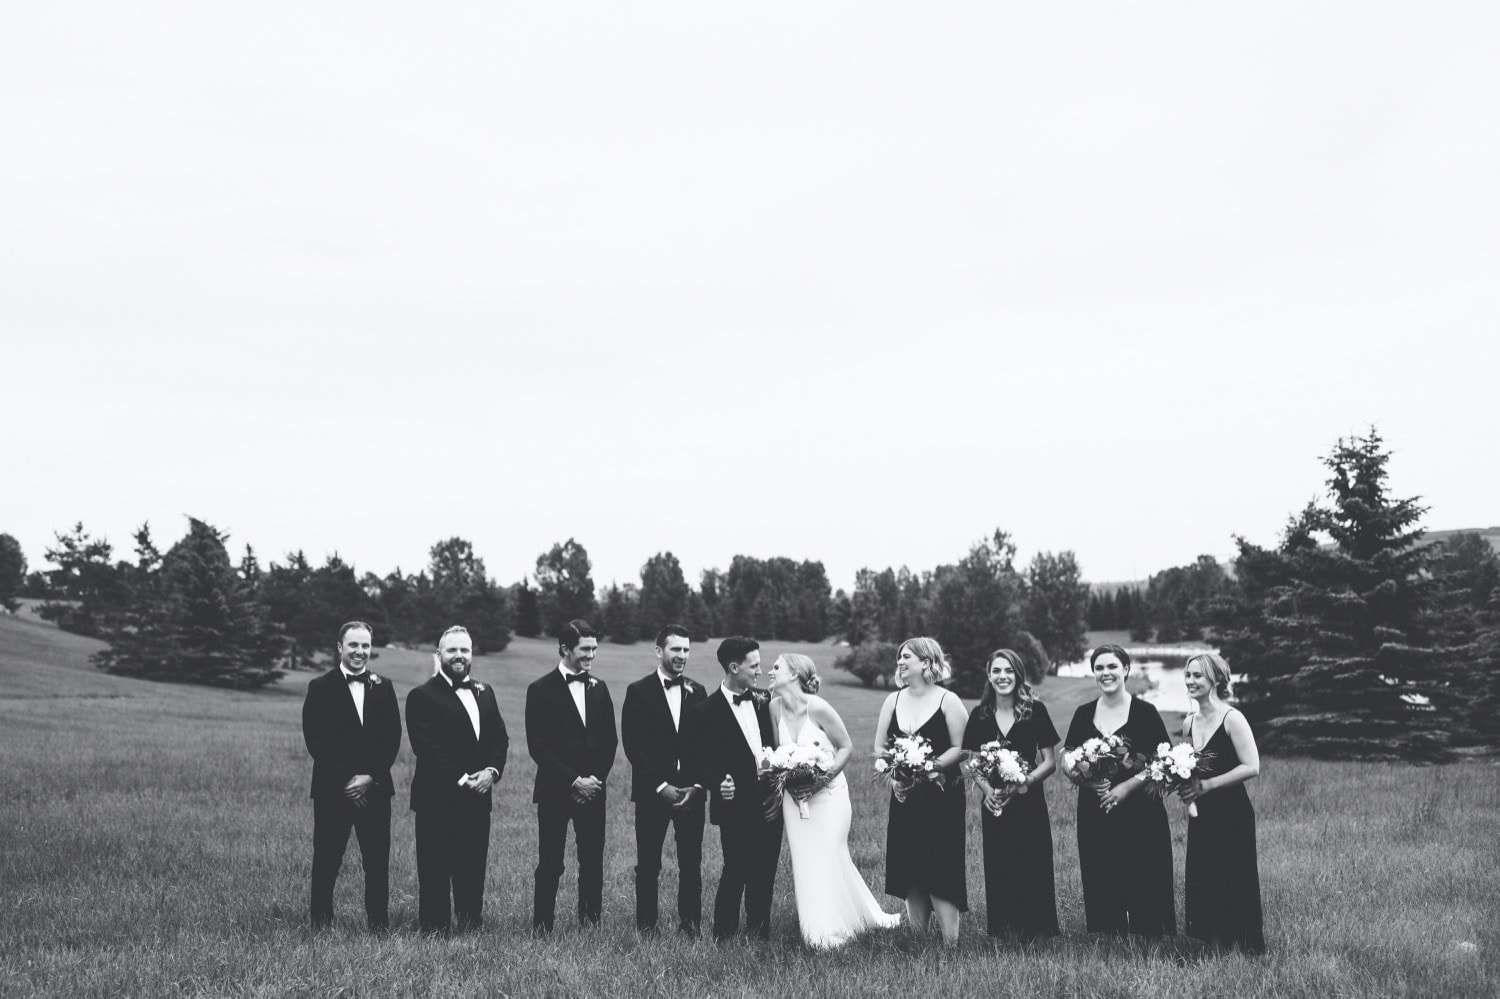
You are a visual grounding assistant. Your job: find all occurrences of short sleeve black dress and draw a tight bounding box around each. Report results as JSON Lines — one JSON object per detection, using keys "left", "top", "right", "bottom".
{"left": 1184, "top": 709, "right": 1265, "bottom": 953}
{"left": 961, "top": 700, "right": 1060, "bottom": 938}
{"left": 1064, "top": 696, "right": 1176, "bottom": 937}
{"left": 883, "top": 691, "right": 967, "bottom": 911}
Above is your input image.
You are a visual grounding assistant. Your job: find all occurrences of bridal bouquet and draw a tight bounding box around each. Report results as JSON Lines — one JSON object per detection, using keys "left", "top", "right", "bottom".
{"left": 1139, "top": 741, "right": 1214, "bottom": 818}
{"left": 872, "top": 735, "right": 947, "bottom": 803}
{"left": 960, "top": 741, "right": 1031, "bottom": 816}
{"left": 758, "top": 743, "right": 835, "bottom": 820}
{"left": 1062, "top": 733, "right": 1134, "bottom": 803}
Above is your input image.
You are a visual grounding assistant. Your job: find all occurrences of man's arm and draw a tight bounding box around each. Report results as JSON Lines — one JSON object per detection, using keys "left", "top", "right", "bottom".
{"left": 405, "top": 686, "right": 464, "bottom": 787}
{"left": 302, "top": 679, "right": 355, "bottom": 786}
{"left": 525, "top": 684, "right": 580, "bottom": 788}
{"left": 593, "top": 685, "right": 619, "bottom": 782}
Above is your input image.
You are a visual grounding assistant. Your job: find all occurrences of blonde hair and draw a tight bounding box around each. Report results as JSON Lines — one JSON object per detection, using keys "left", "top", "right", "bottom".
{"left": 782, "top": 653, "right": 820, "bottom": 694}
{"left": 900, "top": 637, "right": 952, "bottom": 684}
{"left": 1187, "top": 652, "right": 1234, "bottom": 700}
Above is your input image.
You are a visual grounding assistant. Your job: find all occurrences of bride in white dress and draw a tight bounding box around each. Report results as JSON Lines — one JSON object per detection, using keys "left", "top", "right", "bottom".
{"left": 769, "top": 654, "right": 902, "bottom": 948}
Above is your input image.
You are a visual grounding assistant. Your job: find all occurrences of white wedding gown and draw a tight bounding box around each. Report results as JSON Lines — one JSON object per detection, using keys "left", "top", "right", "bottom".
{"left": 780, "top": 717, "right": 902, "bottom": 948}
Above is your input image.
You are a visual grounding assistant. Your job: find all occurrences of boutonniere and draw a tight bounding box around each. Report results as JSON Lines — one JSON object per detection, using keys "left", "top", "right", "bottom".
{"left": 368, "top": 674, "right": 384, "bottom": 686}
{"left": 473, "top": 682, "right": 487, "bottom": 693}
{"left": 586, "top": 677, "right": 597, "bottom": 689}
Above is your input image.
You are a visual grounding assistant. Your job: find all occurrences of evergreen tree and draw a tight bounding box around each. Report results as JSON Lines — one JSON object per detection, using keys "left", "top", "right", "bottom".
{"left": 0, "top": 533, "right": 27, "bottom": 612}
{"left": 601, "top": 583, "right": 640, "bottom": 643}
{"left": 636, "top": 551, "right": 690, "bottom": 639}
{"left": 428, "top": 537, "right": 510, "bottom": 653}
{"left": 1023, "top": 550, "right": 1090, "bottom": 666}
{"left": 38, "top": 523, "right": 127, "bottom": 636}
{"left": 513, "top": 579, "right": 543, "bottom": 638}
{"left": 1219, "top": 430, "right": 1459, "bottom": 760}
{"left": 534, "top": 538, "right": 598, "bottom": 637}
{"left": 925, "top": 530, "right": 1026, "bottom": 696}
{"left": 95, "top": 518, "right": 285, "bottom": 689}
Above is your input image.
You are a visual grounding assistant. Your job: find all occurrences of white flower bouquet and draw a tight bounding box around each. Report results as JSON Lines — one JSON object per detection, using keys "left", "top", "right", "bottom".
{"left": 872, "top": 734, "right": 947, "bottom": 803}
{"left": 758, "top": 743, "right": 835, "bottom": 820}
{"left": 960, "top": 740, "right": 1032, "bottom": 816}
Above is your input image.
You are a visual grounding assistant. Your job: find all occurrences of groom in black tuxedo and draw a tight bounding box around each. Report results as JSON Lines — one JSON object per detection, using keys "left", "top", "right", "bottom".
{"left": 405, "top": 625, "right": 509, "bottom": 933}
{"left": 525, "top": 618, "right": 618, "bottom": 933}
{"left": 302, "top": 620, "right": 402, "bottom": 930}
{"left": 621, "top": 623, "right": 707, "bottom": 936}
{"left": 688, "top": 635, "right": 782, "bottom": 941}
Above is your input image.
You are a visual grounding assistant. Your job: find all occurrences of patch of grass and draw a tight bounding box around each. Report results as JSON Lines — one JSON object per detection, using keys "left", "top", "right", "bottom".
{"left": 1, "top": 618, "right": 1497, "bottom": 996}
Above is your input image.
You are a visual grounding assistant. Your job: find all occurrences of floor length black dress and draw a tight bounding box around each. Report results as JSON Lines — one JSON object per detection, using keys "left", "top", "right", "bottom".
{"left": 961, "top": 702, "right": 1060, "bottom": 938}
{"left": 1064, "top": 697, "right": 1176, "bottom": 937}
{"left": 1184, "top": 709, "right": 1265, "bottom": 953}
{"left": 883, "top": 691, "right": 967, "bottom": 911}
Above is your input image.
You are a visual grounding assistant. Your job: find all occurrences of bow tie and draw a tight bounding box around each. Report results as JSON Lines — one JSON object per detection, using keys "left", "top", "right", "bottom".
{"left": 453, "top": 679, "right": 478, "bottom": 692}
{"left": 661, "top": 676, "right": 685, "bottom": 689}
{"left": 564, "top": 672, "right": 590, "bottom": 685}
{"left": 346, "top": 672, "right": 371, "bottom": 685}
{"left": 732, "top": 691, "right": 763, "bottom": 706}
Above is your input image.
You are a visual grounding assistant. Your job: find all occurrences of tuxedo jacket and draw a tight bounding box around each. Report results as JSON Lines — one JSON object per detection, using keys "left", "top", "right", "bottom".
{"left": 621, "top": 671, "right": 708, "bottom": 804}
{"left": 687, "top": 687, "right": 779, "bottom": 827}
{"left": 525, "top": 669, "right": 619, "bottom": 805}
{"left": 405, "top": 675, "right": 509, "bottom": 814}
{"left": 302, "top": 668, "right": 402, "bottom": 800}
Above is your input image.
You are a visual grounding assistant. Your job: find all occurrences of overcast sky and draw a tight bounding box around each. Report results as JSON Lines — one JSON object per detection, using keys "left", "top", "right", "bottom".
{"left": 4, "top": 2, "right": 1497, "bottom": 595}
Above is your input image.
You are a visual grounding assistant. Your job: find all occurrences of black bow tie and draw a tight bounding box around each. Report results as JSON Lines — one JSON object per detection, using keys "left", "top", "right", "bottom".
{"left": 346, "top": 672, "right": 371, "bottom": 685}
{"left": 662, "top": 676, "right": 685, "bottom": 689}
{"left": 453, "top": 679, "right": 478, "bottom": 692}
{"left": 732, "top": 691, "right": 762, "bottom": 706}
{"left": 565, "top": 672, "right": 590, "bottom": 685}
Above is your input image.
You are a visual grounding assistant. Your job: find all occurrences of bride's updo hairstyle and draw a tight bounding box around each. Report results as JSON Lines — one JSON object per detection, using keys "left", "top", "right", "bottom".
{"left": 900, "top": 637, "right": 953, "bottom": 684}
{"left": 783, "top": 653, "right": 820, "bottom": 694}
{"left": 1186, "top": 652, "right": 1234, "bottom": 700}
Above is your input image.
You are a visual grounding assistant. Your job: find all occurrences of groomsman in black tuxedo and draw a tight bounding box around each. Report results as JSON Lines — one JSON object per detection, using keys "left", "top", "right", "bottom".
{"left": 405, "top": 625, "right": 509, "bottom": 933}
{"left": 688, "top": 635, "right": 782, "bottom": 941}
{"left": 525, "top": 619, "right": 619, "bottom": 933}
{"left": 302, "top": 621, "right": 402, "bottom": 930}
{"left": 621, "top": 623, "right": 708, "bottom": 936}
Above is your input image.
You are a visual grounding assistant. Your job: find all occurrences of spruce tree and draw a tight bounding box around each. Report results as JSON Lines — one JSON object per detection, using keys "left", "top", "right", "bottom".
{"left": 1220, "top": 430, "right": 1458, "bottom": 760}
{"left": 94, "top": 518, "right": 285, "bottom": 689}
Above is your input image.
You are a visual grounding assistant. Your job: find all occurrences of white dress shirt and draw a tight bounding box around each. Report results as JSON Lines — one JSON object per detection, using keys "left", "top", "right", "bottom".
{"left": 340, "top": 665, "right": 367, "bottom": 724}
{"left": 558, "top": 663, "right": 588, "bottom": 724}
{"left": 722, "top": 681, "right": 762, "bottom": 754}
{"left": 443, "top": 671, "right": 482, "bottom": 739}
{"left": 659, "top": 669, "right": 684, "bottom": 730}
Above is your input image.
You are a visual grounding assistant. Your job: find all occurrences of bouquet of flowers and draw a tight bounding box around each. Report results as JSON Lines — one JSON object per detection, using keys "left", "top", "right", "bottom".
{"left": 872, "top": 734, "right": 947, "bottom": 803}
{"left": 758, "top": 743, "right": 835, "bottom": 820}
{"left": 960, "top": 740, "right": 1032, "bottom": 816}
{"left": 1139, "top": 741, "right": 1214, "bottom": 818}
{"left": 1062, "top": 733, "right": 1133, "bottom": 803}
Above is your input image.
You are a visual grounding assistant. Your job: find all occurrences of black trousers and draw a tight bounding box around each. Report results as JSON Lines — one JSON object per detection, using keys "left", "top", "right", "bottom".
{"left": 533, "top": 793, "right": 607, "bottom": 931}
{"left": 633, "top": 797, "right": 705, "bottom": 933}
{"left": 310, "top": 793, "right": 390, "bottom": 929}
{"left": 712, "top": 813, "right": 783, "bottom": 940}
{"left": 415, "top": 806, "right": 491, "bottom": 933}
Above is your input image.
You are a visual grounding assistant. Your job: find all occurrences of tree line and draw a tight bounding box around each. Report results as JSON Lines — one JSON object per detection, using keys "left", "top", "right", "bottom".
{"left": 3, "top": 429, "right": 1496, "bottom": 759}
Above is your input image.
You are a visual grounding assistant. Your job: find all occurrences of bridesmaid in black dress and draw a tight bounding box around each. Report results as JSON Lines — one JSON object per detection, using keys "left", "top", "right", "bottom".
{"left": 873, "top": 637, "right": 969, "bottom": 946}
{"left": 961, "top": 649, "right": 1059, "bottom": 940}
{"left": 1061, "top": 644, "right": 1175, "bottom": 938}
{"left": 1180, "top": 653, "right": 1265, "bottom": 954}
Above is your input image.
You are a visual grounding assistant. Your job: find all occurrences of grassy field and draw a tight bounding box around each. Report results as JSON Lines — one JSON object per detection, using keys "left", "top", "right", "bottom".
{"left": 1, "top": 614, "right": 1497, "bottom": 997}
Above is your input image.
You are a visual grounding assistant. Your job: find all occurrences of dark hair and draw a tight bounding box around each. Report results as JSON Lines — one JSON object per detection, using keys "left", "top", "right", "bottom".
{"left": 338, "top": 620, "right": 374, "bottom": 643}
{"left": 1089, "top": 643, "right": 1132, "bottom": 672}
{"left": 655, "top": 623, "right": 691, "bottom": 648}
{"left": 558, "top": 619, "right": 599, "bottom": 652}
{"left": 977, "top": 648, "right": 1036, "bottom": 722}
{"left": 716, "top": 636, "right": 760, "bottom": 671}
